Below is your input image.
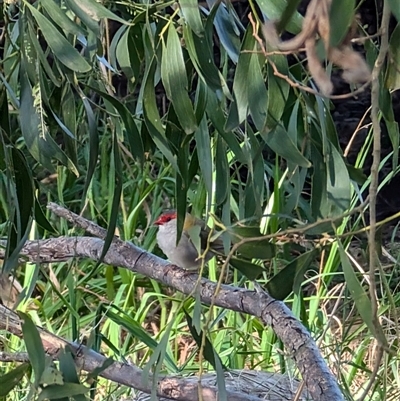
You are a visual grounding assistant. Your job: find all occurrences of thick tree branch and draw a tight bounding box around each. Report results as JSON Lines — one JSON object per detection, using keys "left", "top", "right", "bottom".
{"left": 0, "top": 203, "right": 344, "bottom": 401}
{"left": 1, "top": 304, "right": 303, "bottom": 401}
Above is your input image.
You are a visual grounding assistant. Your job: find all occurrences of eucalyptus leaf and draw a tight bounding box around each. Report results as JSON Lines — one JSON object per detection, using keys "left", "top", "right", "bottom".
{"left": 161, "top": 24, "right": 197, "bottom": 134}
{"left": 267, "top": 249, "right": 318, "bottom": 300}
{"left": 0, "top": 363, "right": 30, "bottom": 397}
{"left": 19, "top": 312, "right": 46, "bottom": 388}
{"left": 261, "top": 125, "right": 311, "bottom": 168}
{"left": 256, "top": 0, "right": 303, "bottom": 34}
{"left": 329, "top": 0, "right": 356, "bottom": 48}
{"left": 387, "top": 0, "right": 400, "bottom": 23}
{"left": 25, "top": 2, "right": 91, "bottom": 73}
{"left": 179, "top": 0, "right": 204, "bottom": 36}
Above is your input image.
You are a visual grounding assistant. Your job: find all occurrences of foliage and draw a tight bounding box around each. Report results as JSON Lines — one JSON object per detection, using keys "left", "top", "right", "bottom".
{"left": 1, "top": 0, "right": 400, "bottom": 400}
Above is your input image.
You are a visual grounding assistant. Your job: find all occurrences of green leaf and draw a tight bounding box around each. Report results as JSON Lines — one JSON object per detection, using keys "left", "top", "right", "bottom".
{"left": 215, "top": 135, "right": 230, "bottom": 204}
{"left": 338, "top": 242, "right": 388, "bottom": 346}
{"left": 266, "top": 55, "right": 290, "bottom": 128}
{"left": 248, "top": 55, "right": 268, "bottom": 130}
{"left": 183, "top": 25, "right": 224, "bottom": 92}
{"left": 386, "top": 23, "right": 400, "bottom": 90}
{"left": 195, "top": 117, "right": 213, "bottom": 200}
{"left": 0, "top": 363, "right": 30, "bottom": 397}
{"left": 267, "top": 249, "right": 318, "bottom": 300}
{"left": 179, "top": 0, "right": 204, "bottom": 36}
{"left": 142, "top": 58, "right": 180, "bottom": 174}
{"left": 115, "top": 25, "right": 143, "bottom": 90}
{"left": 78, "top": 90, "right": 98, "bottom": 201}
{"left": 161, "top": 24, "right": 197, "bottom": 134}
{"left": 230, "top": 26, "right": 254, "bottom": 125}
{"left": 227, "top": 225, "right": 275, "bottom": 260}
{"left": 261, "top": 125, "right": 311, "bottom": 168}
{"left": 85, "top": 84, "right": 144, "bottom": 165}
{"left": 19, "top": 312, "right": 46, "bottom": 388}
{"left": 210, "top": 0, "right": 241, "bottom": 63}
{"left": 205, "top": 88, "right": 245, "bottom": 163}
{"left": 27, "top": 21, "right": 61, "bottom": 87}
{"left": 236, "top": 238, "right": 275, "bottom": 260}
{"left": 229, "top": 257, "right": 265, "bottom": 280}
{"left": 326, "top": 142, "right": 351, "bottom": 215}
{"left": 329, "top": 0, "right": 356, "bottom": 48}
{"left": 59, "top": 347, "right": 81, "bottom": 386}
{"left": 64, "top": 0, "right": 126, "bottom": 36}
{"left": 40, "top": 0, "right": 86, "bottom": 37}
{"left": 98, "top": 131, "right": 123, "bottom": 267}
{"left": 276, "top": 0, "right": 302, "bottom": 32}
{"left": 34, "top": 198, "right": 57, "bottom": 233}
{"left": 387, "top": 0, "right": 400, "bottom": 23}
{"left": 185, "top": 310, "right": 227, "bottom": 371}
{"left": 19, "top": 66, "right": 78, "bottom": 175}
{"left": 37, "top": 383, "right": 90, "bottom": 401}
{"left": 25, "top": 2, "right": 91, "bottom": 73}
{"left": 256, "top": 0, "right": 303, "bottom": 34}
{"left": 40, "top": 357, "right": 64, "bottom": 386}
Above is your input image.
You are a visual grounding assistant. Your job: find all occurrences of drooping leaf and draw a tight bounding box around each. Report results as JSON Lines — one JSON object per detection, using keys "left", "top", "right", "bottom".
{"left": 195, "top": 117, "right": 213, "bottom": 202}
{"left": 161, "top": 24, "right": 197, "bottom": 134}
{"left": 185, "top": 310, "right": 227, "bottom": 371}
{"left": 40, "top": 0, "right": 86, "bottom": 37}
{"left": 64, "top": 0, "right": 126, "bottom": 36}
{"left": 215, "top": 135, "right": 230, "bottom": 205}
{"left": 206, "top": 0, "right": 241, "bottom": 63}
{"left": 85, "top": 84, "right": 144, "bottom": 165}
{"left": 266, "top": 55, "right": 290, "bottom": 129}
{"left": 256, "top": 0, "right": 303, "bottom": 34}
{"left": 267, "top": 249, "right": 318, "bottom": 300}
{"left": 19, "top": 65, "right": 78, "bottom": 174}
{"left": 329, "top": 0, "right": 356, "bottom": 48}
{"left": 387, "top": 0, "right": 400, "bottom": 23}
{"left": 179, "top": 0, "right": 204, "bottom": 36}
{"left": 386, "top": 23, "right": 400, "bottom": 90}
{"left": 19, "top": 312, "right": 46, "bottom": 388}
{"left": 0, "top": 363, "right": 30, "bottom": 397}
{"left": 338, "top": 242, "right": 388, "bottom": 346}
{"left": 37, "top": 383, "right": 90, "bottom": 401}
{"left": 229, "top": 26, "right": 254, "bottom": 126}
{"left": 183, "top": 25, "right": 225, "bottom": 93}
{"left": 326, "top": 142, "right": 351, "bottom": 215}
{"left": 229, "top": 257, "right": 265, "bottom": 280}
{"left": 142, "top": 58, "right": 180, "bottom": 174}
{"left": 25, "top": 2, "right": 91, "bottom": 73}
{"left": 261, "top": 124, "right": 311, "bottom": 168}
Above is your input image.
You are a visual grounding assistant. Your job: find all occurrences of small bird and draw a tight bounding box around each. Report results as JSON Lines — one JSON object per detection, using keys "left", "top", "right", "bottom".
{"left": 154, "top": 210, "right": 224, "bottom": 270}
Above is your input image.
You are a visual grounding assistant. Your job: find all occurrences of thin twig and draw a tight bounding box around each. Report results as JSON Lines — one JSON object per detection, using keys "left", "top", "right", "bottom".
{"left": 359, "top": 1, "right": 392, "bottom": 399}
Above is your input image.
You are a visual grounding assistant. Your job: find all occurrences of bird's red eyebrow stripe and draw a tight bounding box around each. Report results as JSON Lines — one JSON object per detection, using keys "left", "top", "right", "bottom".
{"left": 154, "top": 211, "right": 177, "bottom": 225}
